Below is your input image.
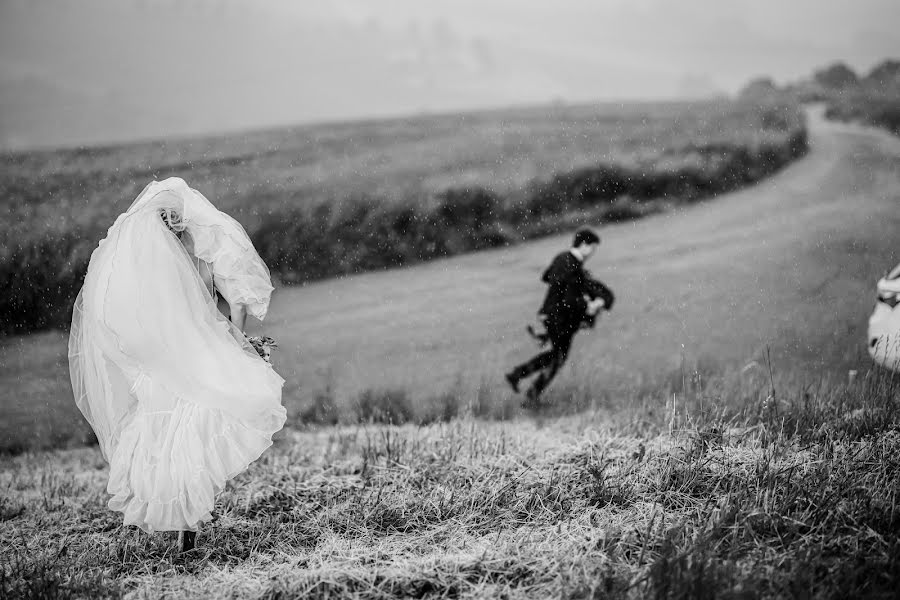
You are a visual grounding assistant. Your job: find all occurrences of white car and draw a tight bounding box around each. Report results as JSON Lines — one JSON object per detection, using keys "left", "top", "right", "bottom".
{"left": 868, "top": 263, "right": 900, "bottom": 370}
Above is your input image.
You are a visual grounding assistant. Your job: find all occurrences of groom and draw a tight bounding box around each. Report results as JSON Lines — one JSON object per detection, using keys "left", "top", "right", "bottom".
{"left": 505, "top": 228, "right": 611, "bottom": 406}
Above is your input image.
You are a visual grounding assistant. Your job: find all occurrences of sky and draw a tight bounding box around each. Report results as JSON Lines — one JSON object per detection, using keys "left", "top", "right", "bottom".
{"left": 1, "top": 0, "right": 898, "bottom": 151}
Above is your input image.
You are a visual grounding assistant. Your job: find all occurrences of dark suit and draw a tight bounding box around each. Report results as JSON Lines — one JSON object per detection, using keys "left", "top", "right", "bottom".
{"left": 580, "top": 271, "right": 615, "bottom": 328}
{"left": 540, "top": 251, "right": 593, "bottom": 330}
{"left": 511, "top": 251, "right": 612, "bottom": 399}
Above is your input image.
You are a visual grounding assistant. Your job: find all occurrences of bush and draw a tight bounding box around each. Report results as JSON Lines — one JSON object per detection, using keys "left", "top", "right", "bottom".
{"left": 298, "top": 387, "right": 341, "bottom": 426}
{"left": 354, "top": 388, "right": 413, "bottom": 425}
{"left": 0, "top": 226, "right": 94, "bottom": 334}
{"left": 825, "top": 93, "right": 900, "bottom": 136}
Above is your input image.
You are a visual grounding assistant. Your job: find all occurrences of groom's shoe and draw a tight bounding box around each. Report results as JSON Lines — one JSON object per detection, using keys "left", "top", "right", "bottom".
{"left": 504, "top": 371, "right": 520, "bottom": 394}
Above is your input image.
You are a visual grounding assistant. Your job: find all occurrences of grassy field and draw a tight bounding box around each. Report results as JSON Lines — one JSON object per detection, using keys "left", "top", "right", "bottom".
{"left": 2, "top": 369, "right": 899, "bottom": 599}
{"left": 0, "top": 98, "right": 806, "bottom": 333}
{"left": 0, "top": 109, "right": 899, "bottom": 597}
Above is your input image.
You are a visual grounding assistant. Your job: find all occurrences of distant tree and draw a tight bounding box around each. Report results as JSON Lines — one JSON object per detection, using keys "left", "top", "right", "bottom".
{"left": 865, "top": 59, "right": 900, "bottom": 90}
{"left": 813, "top": 62, "right": 859, "bottom": 90}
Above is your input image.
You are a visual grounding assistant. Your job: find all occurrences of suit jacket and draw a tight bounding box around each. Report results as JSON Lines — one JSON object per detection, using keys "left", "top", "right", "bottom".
{"left": 539, "top": 251, "right": 615, "bottom": 332}
{"left": 539, "top": 251, "right": 589, "bottom": 331}
{"left": 581, "top": 273, "right": 615, "bottom": 329}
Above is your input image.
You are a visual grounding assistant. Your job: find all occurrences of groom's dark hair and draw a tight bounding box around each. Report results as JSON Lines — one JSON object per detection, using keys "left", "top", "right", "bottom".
{"left": 572, "top": 228, "right": 600, "bottom": 247}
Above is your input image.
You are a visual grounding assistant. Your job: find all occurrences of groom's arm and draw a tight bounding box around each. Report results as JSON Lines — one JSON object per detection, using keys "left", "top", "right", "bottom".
{"left": 583, "top": 277, "right": 615, "bottom": 310}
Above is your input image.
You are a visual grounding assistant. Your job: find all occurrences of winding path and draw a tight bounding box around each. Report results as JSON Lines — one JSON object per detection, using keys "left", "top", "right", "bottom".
{"left": 264, "top": 107, "right": 900, "bottom": 403}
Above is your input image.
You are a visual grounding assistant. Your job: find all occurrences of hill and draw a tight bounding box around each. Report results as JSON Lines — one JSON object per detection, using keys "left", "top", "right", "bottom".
{"left": 1, "top": 107, "right": 896, "bottom": 455}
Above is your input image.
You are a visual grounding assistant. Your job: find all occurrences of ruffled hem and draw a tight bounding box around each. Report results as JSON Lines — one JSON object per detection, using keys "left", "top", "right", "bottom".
{"left": 106, "top": 397, "right": 285, "bottom": 533}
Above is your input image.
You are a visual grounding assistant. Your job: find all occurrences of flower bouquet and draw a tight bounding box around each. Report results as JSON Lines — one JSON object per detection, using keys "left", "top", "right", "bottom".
{"left": 246, "top": 335, "right": 278, "bottom": 363}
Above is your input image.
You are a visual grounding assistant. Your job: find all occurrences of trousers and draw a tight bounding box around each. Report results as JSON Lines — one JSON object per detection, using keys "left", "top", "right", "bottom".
{"left": 510, "top": 323, "right": 577, "bottom": 397}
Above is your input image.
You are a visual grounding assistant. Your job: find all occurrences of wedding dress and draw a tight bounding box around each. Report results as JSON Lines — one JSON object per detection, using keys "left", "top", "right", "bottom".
{"left": 869, "top": 262, "right": 900, "bottom": 371}
{"left": 68, "top": 177, "right": 286, "bottom": 533}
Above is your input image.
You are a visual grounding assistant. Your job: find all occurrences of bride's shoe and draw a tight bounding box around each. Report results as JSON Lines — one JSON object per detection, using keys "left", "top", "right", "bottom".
{"left": 179, "top": 530, "right": 197, "bottom": 553}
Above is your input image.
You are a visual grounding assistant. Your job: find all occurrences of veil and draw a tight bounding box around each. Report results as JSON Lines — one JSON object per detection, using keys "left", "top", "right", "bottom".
{"left": 69, "top": 178, "right": 284, "bottom": 460}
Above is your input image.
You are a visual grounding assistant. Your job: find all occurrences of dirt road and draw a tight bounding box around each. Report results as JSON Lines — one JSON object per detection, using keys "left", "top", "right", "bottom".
{"left": 263, "top": 108, "right": 900, "bottom": 405}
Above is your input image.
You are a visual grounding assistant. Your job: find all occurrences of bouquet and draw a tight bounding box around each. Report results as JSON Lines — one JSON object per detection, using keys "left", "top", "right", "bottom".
{"left": 246, "top": 334, "right": 278, "bottom": 363}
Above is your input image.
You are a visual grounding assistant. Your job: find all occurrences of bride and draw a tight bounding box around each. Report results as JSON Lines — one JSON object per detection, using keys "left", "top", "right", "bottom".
{"left": 68, "top": 177, "right": 286, "bottom": 552}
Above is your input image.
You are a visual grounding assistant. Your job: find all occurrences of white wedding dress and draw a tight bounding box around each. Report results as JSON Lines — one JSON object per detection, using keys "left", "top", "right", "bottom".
{"left": 69, "top": 177, "right": 286, "bottom": 533}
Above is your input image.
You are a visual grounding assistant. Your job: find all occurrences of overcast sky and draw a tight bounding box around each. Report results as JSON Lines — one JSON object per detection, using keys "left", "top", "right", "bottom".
{"left": 1, "top": 0, "right": 898, "bottom": 150}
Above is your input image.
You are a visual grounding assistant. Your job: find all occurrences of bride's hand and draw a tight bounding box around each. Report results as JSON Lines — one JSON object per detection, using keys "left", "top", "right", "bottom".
{"left": 245, "top": 334, "right": 277, "bottom": 363}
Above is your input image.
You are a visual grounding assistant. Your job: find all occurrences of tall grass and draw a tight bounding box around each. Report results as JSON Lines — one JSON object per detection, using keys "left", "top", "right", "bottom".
{"left": 0, "top": 98, "right": 806, "bottom": 334}
{"left": 2, "top": 364, "right": 898, "bottom": 598}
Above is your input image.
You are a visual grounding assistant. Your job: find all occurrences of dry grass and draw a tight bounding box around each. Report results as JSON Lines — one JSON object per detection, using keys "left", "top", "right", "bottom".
{"left": 2, "top": 365, "right": 899, "bottom": 599}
